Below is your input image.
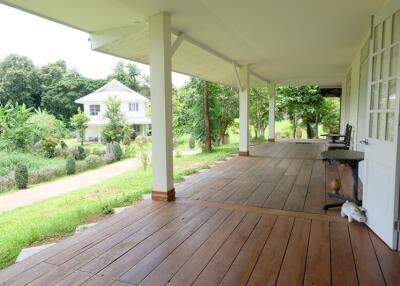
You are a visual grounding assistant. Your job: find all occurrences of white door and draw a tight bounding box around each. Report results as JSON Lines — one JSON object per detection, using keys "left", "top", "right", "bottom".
{"left": 363, "top": 4, "right": 400, "bottom": 249}
{"left": 357, "top": 40, "right": 370, "bottom": 183}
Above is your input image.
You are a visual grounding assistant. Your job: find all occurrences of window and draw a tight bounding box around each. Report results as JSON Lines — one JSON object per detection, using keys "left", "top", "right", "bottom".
{"left": 89, "top": 105, "right": 100, "bottom": 116}
{"left": 129, "top": 102, "right": 139, "bottom": 112}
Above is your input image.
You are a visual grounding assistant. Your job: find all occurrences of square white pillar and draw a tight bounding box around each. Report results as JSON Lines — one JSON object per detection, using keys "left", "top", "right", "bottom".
{"left": 238, "top": 65, "right": 250, "bottom": 156}
{"left": 267, "top": 83, "right": 276, "bottom": 142}
{"left": 149, "top": 12, "right": 174, "bottom": 201}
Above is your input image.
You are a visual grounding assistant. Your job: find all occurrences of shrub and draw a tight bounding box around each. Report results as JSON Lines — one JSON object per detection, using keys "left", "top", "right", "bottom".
{"left": 0, "top": 176, "right": 15, "bottom": 193}
{"left": 60, "top": 140, "right": 68, "bottom": 150}
{"left": 175, "top": 150, "right": 182, "bottom": 158}
{"left": 113, "top": 143, "right": 123, "bottom": 161}
{"left": 102, "top": 153, "right": 115, "bottom": 164}
{"left": 189, "top": 136, "right": 195, "bottom": 149}
{"left": 42, "top": 136, "right": 59, "bottom": 158}
{"left": 14, "top": 164, "right": 28, "bottom": 189}
{"left": 91, "top": 147, "right": 104, "bottom": 156}
{"left": 75, "top": 160, "right": 89, "bottom": 173}
{"left": 140, "top": 152, "right": 150, "bottom": 171}
{"left": 124, "top": 143, "right": 136, "bottom": 159}
{"left": 70, "top": 146, "right": 87, "bottom": 160}
{"left": 66, "top": 155, "right": 76, "bottom": 175}
{"left": 54, "top": 146, "right": 69, "bottom": 158}
{"left": 85, "top": 154, "right": 102, "bottom": 169}
{"left": 29, "top": 166, "right": 66, "bottom": 185}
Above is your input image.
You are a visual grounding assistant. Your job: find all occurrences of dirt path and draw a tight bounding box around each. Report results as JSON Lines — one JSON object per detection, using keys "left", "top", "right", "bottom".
{"left": 0, "top": 159, "right": 140, "bottom": 213}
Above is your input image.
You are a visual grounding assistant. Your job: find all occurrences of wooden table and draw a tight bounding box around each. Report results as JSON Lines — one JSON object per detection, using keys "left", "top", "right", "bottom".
{"left": 321, "top": 150, "right": 364, "bottom": 210}
{"left": 321, "top": 133, "right": 345, "bottom": 143}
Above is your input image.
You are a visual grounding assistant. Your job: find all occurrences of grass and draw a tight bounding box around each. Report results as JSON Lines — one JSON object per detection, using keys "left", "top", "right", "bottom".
{"left": 0, "top": 143, "right": 239, "bottom": 270}
{"left": 0, "top": 152, "right": 65, "bottom": 177}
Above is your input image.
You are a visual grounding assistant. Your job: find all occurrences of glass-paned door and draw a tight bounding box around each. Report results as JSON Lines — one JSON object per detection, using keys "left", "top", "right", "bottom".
{"left": 363, "top": 7, "right": 400, "bottom": 249}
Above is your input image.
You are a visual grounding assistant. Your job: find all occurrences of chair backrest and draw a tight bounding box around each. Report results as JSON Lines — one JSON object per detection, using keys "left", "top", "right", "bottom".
{"left": 344, "top": 124, "right": 352, "bottom": 146}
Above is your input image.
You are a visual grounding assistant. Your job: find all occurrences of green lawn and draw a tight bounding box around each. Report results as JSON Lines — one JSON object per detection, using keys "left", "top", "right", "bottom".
{"left": 0, "top": 143, "right": 238, "bottom": 270}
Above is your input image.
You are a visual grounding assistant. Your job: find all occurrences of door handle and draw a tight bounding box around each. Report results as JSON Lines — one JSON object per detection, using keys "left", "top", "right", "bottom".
{"left": 360, "top": 138, "right": 369, "bottom": 145}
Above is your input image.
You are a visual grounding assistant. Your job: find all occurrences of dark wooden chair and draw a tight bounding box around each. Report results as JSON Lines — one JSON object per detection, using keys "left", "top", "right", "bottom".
{"left": 327, "top": 124, "right": 352, "bottom": 150}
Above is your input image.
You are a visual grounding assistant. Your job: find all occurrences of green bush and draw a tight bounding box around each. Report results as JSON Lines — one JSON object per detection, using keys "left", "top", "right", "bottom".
{"left": 123, "top": 143, "right": 136, "bottom": 158}
{"left": 29, "top": 166, "right": 66, "bottom": 185}
{"left": 102, "top": 153, "right": 115, "bottom": 164}
{"left": 14, "top": 164, "right": 28, "bottom": 189}
{"left": 113, "top": 143, "right": 123, "bottom": 161}
{"left": 60, "top": 140, "right": 68, "bottom": 150}
{"left": 85, "top": 154, "right": 102, "bottom": 169}
{"left": 90, "top": 147, "right": 104, "bottom": 156}
{"left": 0, "top": 176, "right": 15, "bottom": 193}
{"left": 42, "top": 136, "right": 59, "bottom": 158}
{"left": 66, "top": 155, "right": 76, "bottom": 175}
{"left": 189, "top": 136, "right": 195, "bottom": 149}
{"left": 70, "top": 146, "right": 87, "bottom": 160}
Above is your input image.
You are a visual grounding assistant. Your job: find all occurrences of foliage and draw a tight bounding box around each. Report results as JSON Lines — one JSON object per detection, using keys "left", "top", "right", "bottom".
{"left": 320, "top": 98, "right": 340, "bottom": 133}
{"left": 249, "top": 87, "right": 269, "bottom": 139}
{"left": 123, "top": 143, "right": 136, "bottom": 158}
{"left": 277, "top": 85, "right": 323, "bottom": 138}
{"left": 41, "top": 71, "right": 104, "bottom": 124}
{"left": 27, "top": 109, "right": 66, "bottom": 144}
{"left": 113, "top": 143, "right": 123, "bottom": 161}
{"left": 136, "top": 136, "right": 149, "bottom": 170}
{"left": 85, "top": 154, "right": 102, "bottom": 169}
{"left": 101, "top": 97, "right": 132, "bottom": 143}
{"left": 0, "top": 102, "right": 34, "bottom": 150}
{"left": 0, "top": 54, "right": 41, "bottom": 108}
{"left": 107, "top": 61, "right": 142, "bottom": 93}
{"left": 14, "top": 164, "right": 28, "bottom": 189}
{"left": 41, "top": 136, "right": 59, "bottom": 158}
{"left": 70, "top": 108, "right": 90, "bottom": 146}
{"left": 173, "top": 78, "right": 238, "bottom": 148}
{"left": 189, "top": 136, "right": 195, "bottom": 149}
{"left": 66, "top": 154, "right": 76, "bottom": 175}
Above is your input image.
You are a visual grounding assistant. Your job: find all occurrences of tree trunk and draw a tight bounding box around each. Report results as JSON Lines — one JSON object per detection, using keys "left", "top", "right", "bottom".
{"left": 203, "top": 81, "right": 212, "bottom": 152}
{"left": 292, "top": 117, "right": 296, "bottom": 138}
{"left": 306, "top": 123, "right": 313, "bottom": 139}
{"left": 315, "top": 114, "right": 319, "bottom": 138}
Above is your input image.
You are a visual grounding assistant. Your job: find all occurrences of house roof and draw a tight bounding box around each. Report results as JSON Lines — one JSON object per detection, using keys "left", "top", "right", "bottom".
{"left": 1, "top": 0, "right": 386, "bottom": 87}
{"left": 75, "top": 79, "right": 149, "bottom": 104}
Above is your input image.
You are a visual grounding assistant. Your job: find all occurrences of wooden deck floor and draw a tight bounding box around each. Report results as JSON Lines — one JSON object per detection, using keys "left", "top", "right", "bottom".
{"left": 177, "top": 142, "right": 356, "bottom": 216}
{"left": 1, "top": 142, "right": 399, "bottom": 286}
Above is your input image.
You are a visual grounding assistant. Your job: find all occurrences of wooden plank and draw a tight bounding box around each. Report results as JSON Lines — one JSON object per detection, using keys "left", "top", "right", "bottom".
{"left": 303, "top": 220, "right": 330, "bottom": 286}
{"left": 284, "top": 185, "right": 308, "bottom": 212}
{"left": 245, "top": 181, "right": 276, "bottom": 207}
{"left": 137, "top": 208, "right": 232, "bottom": 286}
{"left": 4, "top": 262, "right": 55, "bottom": 286}
{"left": 330, "top": 222, "right": 358, "bottom": 286}
{"left": 368, "top": 229, "right": 400, "bottom": 286}
{"left": 349, "top": 224, "right": 385, "bottom": 286}
{"left": 190, "top": 177, "right": 232, "bottom": 201}
{"left": 166, "top": 211, "right": 246, "bottom": 286}
{"left": 247, "top": 216, "right": 295, "bottom": 286}
{"left": 0, "top": 200, "right": 164, "bottom": 285}
{"left": 220, "top": 214, "right": 277, "bottom": 286}
{"left": 80, "top": 205, "right": 203, "bottom": 274}
{"left": 285, "top": 159, "right": 304, "bottom": 176}
{"left": 304, "top": 160, "right": 326, "bottom": 214}
{"left": 294, "top": 160, "right": 314, "bottom": 186}
{"left": 29, "top": 204, "right": 189, "bottom": 285}
{"left": 276, "top": 217, "right": 311, "bottom": 286}
{"left": 263, "top": 175, "right": 296, "bottom": 209}
{"left": 224, "top": 180, "right": 261, "bottom": 205}
{"left": 192, "top": 213, "right": 262, "bottom": 285}
{"left": 116, "top": 207, "right": 218, "bottom": 285}
{"left": 54, "top": 270, "right": 92, "bottom": 286}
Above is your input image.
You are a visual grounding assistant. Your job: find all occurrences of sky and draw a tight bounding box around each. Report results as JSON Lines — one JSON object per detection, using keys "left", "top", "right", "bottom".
{"left": 0, "top": 4, "right": 190, "bottom": 87}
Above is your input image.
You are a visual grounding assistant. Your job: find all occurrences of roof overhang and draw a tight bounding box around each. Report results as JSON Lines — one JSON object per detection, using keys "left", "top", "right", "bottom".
{"left": 0, "top": 0, "right": 386, "bottom": 88}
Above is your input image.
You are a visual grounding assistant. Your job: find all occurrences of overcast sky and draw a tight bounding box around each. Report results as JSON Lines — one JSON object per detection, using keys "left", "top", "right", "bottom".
{"left": 0, "top": 4, "right": 190, "bottom": 87}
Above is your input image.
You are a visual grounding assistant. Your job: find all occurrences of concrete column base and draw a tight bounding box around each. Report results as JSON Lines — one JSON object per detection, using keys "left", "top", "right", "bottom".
{"left": 152, "top": 188, "right": 175, "bottom": 201}
{"left": 239, "top": 151, "right": 250, "bottom": 156}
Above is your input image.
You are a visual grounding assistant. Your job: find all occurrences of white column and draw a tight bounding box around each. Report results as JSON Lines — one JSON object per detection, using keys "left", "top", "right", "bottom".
{"left": 149, "top": 12, "right": 174, "bottom": 201}
{"left": 267, "top": 83, "right": 276, "bottom": 142}
{"left": 239, "top": 65, "right": 250, "bottom": 156}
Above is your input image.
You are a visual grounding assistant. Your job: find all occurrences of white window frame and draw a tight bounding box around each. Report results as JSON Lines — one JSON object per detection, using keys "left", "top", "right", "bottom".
{"left": 89, "top": 104, "right": 101, "bottom": 116}
{"left": 129, "top": 102, "right": 139, "bottom": 112}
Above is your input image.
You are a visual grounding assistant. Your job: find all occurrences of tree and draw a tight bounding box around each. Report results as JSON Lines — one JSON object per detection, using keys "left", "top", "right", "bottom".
{"left": 0, "top": 54, "right": 41, "bottom": 107}
{"left": 249, "top": 87, "right": 269, "bottom": 139}
{"left": 203, "top": 81, "right": 212, "bottom": 152}
{"left": 27, "top": 109, "right": 66, "bottom": 144}
{"left": 320, "top": 97, "right": 340, "bottom": 133}
{"left": 70, "top": 108, "right": 90, "bottom": 145}
{"left": 277, "top": 86, "right": 323, "bottom": 139}
{"left": 214, "top": 86, "right": 238, "bottom": 144}
{"left": 41, "top": 71, "right": 104, "bottom": 123}
{"left": 107, "top": 61, "right": 141, "bottom": 92}
{"left": 101, "top": 97, "right": 131, "bottom": 143}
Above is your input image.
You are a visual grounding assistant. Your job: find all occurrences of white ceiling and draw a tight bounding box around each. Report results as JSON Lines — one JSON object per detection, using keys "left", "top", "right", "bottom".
{"left": 0, "top": 0, "right": 386, "bottom": 87}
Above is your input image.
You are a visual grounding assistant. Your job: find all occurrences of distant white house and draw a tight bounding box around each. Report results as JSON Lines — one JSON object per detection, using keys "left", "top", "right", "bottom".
{"left": 75, "top": 79, "right": 151, "bottom": 142}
